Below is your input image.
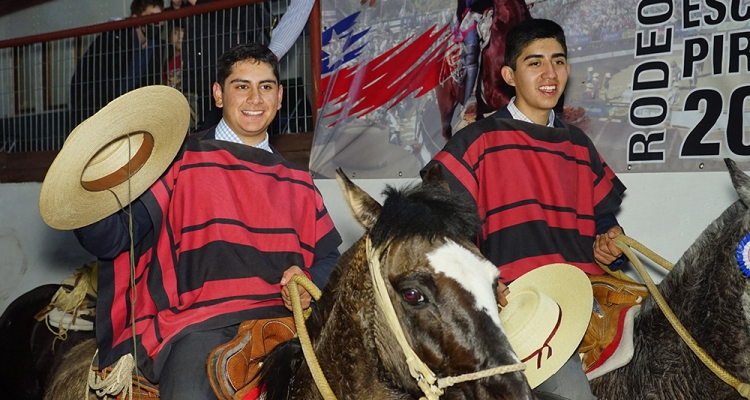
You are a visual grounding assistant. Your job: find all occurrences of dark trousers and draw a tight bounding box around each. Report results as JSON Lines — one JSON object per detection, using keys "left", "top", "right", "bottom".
{"left": 158, "top": 324, "right": 240, "bottom": 399}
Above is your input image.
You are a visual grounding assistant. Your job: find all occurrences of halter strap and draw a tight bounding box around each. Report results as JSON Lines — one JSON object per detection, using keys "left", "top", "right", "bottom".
{"left": 366, "top": 236, "right": 525, "bottom": 399}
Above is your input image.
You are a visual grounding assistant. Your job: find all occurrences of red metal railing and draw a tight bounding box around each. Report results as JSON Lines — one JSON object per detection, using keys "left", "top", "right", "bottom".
{"left": 0, "top": 0, "right": 321, "bottom": 155}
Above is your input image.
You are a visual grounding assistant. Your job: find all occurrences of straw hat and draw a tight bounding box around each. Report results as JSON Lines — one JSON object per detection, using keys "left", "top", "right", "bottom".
{"left": 39, "top": 85, "right": 189, "bottom": 230}
{"left": 499, "top": 263, "right": 593, "bottom": 388}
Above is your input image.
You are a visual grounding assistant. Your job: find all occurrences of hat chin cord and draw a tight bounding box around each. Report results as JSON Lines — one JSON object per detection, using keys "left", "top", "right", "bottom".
{"left": 86, "top": 134, "right": 144, "bottom": 400}
{"left": 365, "top": 236, "right": 526, "bottom": 400}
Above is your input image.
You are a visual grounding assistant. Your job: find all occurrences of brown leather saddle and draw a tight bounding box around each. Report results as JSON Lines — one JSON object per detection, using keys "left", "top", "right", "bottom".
{"left": 578, "top": 273, "right": 649, "bottom": 372}
{"left": 90, "top": 316, "right": 295, "bottom": 400}
{"left": 207, "top": 316, "right": 296, "bottom": 400}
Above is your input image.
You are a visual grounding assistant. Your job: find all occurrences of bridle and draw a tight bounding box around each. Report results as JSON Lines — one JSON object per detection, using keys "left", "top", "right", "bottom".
{"left": 290, "top": 235, "right": 527, "bottom": 400}
{"left": 365, "top": 235, "right": 526, "bottom": 400}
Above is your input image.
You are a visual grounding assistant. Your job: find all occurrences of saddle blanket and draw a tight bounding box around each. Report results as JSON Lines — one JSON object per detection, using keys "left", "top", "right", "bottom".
{"left": 584, "top": 305, "right": 640, "bottom": 380}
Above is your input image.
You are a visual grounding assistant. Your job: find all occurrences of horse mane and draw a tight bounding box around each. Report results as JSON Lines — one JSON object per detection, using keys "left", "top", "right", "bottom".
{"left": 657, "top": 199, "right": 748, "bottom": 302}
{"left": 258, "top": 339, "right": 303, "bottom": 400}
{"left": 259, "top": 179, "right": 485, "bottom": 399}
{"left": 370, "top": 181, "right": 481, "bottom": 249}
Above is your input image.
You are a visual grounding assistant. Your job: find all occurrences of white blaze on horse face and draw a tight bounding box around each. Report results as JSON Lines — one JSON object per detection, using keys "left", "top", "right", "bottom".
{"left": 427, "top": 240, "right": 503, "bottom": 330}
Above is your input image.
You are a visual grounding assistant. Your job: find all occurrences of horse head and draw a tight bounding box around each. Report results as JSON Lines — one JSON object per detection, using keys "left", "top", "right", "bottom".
{"left": 339, "top": 165, "right": 533, "bottom": 399}
{"left": 260, "top": 166, "right": 533, "bottom": 399}
{"left": 591, "top": 158, "right": 750, "bottom": 399}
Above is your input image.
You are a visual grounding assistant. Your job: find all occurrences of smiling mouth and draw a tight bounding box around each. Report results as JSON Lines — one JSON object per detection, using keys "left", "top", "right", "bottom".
{"left": 539, "top": 85, "right": 556, "bottom": 93}
{"left": 242, "top": 110, "right": 263, "bottom": 116}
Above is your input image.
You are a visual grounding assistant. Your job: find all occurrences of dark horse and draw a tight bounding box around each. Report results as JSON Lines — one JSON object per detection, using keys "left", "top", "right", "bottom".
{"left": 0, "top": 284, "right": 95, "bottom": 400}
{"left": 592, "top": 159, "right": 750, "bottom": 399}
{"left": 435, "top": 0, "right": 530, "bottom": 141}
{"left": 259, "top": 167, "right": 534, "bottom": 399}
{"left": 12, "top": 161, "right": 750, "bottom": 399}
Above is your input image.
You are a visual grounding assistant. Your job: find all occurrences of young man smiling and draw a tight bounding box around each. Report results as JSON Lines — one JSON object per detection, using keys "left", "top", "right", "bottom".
{"left": 210, "top": 44, "right": 284, "bottom": 147}
{"left": 75, "top": 43, "right": 341, "bottom": 399}
{"left": 422, "top": 19, "right": 626, "bottom": 399}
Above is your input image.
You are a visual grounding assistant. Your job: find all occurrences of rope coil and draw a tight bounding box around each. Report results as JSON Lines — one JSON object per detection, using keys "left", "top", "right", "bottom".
{"left": 45, "top": 275, "right": 90, "bottom": 341}
{"left": 86, "top": 350, "right": 134, "bottom": 400}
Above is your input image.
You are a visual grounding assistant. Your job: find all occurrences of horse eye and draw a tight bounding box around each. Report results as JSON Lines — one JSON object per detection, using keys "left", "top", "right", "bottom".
{"left": 401, "top": 288, "right": 425, "bottom": 305}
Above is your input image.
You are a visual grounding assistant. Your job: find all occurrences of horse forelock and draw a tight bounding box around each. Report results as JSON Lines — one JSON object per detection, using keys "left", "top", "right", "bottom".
{"left": 427, "top": 240, "right": 503, "bottom": 330}
{"left": 370, "top": 182, "right": 481, "bottom": 249}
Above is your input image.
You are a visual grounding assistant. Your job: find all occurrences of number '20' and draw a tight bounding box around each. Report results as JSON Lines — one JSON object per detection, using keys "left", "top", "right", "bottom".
{"left": 681, "top": 86, "right": 750, "bottom": 157}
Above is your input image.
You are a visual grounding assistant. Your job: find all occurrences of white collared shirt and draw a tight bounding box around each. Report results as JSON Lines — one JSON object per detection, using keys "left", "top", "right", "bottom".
{"left": 214, "top": 119, "right": 273, "bottom": 153}
{"left": 507, "top": 97, "right": 556, "bottom": 127}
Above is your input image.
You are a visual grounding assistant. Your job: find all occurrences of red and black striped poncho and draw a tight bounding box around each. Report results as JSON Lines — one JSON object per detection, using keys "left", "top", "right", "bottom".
{"left": 424, "top": 111, "right": 625, "bottom": 282}
{"left": 95, "top": 136, "right": 341, "bottom": 381}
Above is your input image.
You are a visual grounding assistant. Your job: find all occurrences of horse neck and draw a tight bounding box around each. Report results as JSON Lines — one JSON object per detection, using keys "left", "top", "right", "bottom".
{"left": 647, "top": 200, "right": 749, "bottom": 324}
{"left": 311, "top": 237, "right": 424, "bottom": 398}
{"left": 303, "top": 239, "right": 396, "bottom": 393}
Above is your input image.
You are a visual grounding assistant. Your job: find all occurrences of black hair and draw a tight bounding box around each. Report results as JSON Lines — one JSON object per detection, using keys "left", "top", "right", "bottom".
{"left": 504, "top": 19, "right": 567, "bottom": 70}
{"left": 130, "top": 0, "right": 164, "bottom": 16}
{"left": 370, "top": 181, "right": 482, "bottom": 249}
{"left": 216, "top": 43, "right": 280, "bottom": 88}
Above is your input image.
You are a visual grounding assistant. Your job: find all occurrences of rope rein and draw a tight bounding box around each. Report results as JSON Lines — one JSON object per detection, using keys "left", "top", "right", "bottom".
{"left": 605, "top": 234, "right": 750, "bottom": 399}
{"left": 288, "top": 274, "right": 337, "bottom": 400}
{"left": 365, "top": 236, "right": 526, "bottom": 400}
{"left": 287, "top": 236, "right": 526, "bottom": 400}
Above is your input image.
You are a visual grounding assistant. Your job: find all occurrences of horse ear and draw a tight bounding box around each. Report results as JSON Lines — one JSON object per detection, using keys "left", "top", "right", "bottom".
{"left": 725, "top": 158, "right": 750, "bottom": 205}
{"left": 335, "top": 167, "right": 382, "bottom": 230}
{"left": 422, "top": 164, "right": 450, "bottom": 192}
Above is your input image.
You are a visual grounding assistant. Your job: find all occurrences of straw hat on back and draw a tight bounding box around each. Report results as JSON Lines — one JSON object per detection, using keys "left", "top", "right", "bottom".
{"left": 39, "top": 85, "right": 189, "bottom": 230}
{"left": 500, "top": 263, "right": 593, "bottom": 388}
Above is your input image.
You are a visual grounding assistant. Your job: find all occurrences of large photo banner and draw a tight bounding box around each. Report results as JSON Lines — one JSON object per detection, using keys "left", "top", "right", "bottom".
{"left": 311, "top": 0, "right": 750, "bottom": 178}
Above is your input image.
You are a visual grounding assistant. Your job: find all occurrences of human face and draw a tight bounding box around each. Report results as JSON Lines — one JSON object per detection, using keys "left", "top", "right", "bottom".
{"left": 212, "top": 60, "right": 283, "bottom": 146}
{"left": 133, "top": 6, "right": 163, "bottom": 45}
{"left": 501, "top": 38, "right": 570, "bottom": 125}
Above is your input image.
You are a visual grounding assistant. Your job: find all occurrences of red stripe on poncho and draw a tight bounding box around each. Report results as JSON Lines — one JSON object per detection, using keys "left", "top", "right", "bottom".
{"left": 96, "top": 137, "right": 340, "bottom": 381}
{"left": 425, "top": 115, "right": 625, "bottom": 282}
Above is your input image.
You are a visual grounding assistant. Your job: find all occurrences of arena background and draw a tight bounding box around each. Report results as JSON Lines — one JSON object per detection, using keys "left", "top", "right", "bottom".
{"left": 312, "top": 0, "right": 750, "bottom": 177}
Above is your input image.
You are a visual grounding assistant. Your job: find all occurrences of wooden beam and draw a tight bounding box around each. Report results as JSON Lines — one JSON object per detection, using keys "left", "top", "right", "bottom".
{"left": 0, "top": 133, "right": 313, "bottom": 183}
{"left": 269, "top": 132, "right": 313, "bottom": 171}
{"left": 0, "top": 150, "right": 57, "bottom": 183}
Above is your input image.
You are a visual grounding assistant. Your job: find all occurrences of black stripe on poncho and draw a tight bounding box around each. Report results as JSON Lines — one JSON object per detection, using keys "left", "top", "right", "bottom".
{"left": 424, "top": 113, "right": 625, "bottom": 282}
{"left": 96, "top": 136, "right": 340, "bottom": 381}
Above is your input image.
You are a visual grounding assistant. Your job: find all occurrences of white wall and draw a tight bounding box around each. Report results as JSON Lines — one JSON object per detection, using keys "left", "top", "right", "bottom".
{"left": 1, "top": 170, "right": 738, "bottom": 314}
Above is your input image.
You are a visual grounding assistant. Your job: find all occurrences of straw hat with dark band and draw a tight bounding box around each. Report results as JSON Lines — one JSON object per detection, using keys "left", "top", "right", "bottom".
{"left": 500, "top": 263, "right": 593, "bottom": 388}
{"left": 39, "top": 85, "right": 190, "bottom": 230}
